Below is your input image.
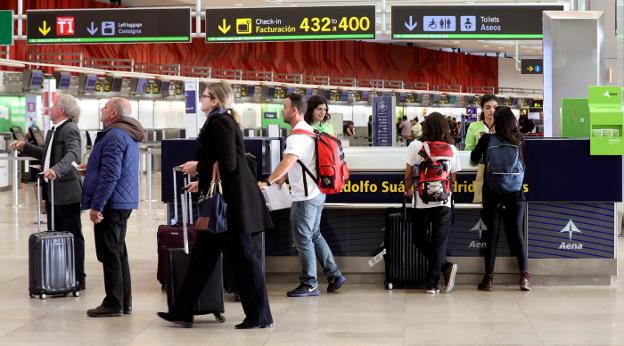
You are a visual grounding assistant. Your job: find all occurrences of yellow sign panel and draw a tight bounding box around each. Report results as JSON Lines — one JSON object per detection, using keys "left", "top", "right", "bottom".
{"left": 236, "top": 18, "right": 252, "bottom": 34}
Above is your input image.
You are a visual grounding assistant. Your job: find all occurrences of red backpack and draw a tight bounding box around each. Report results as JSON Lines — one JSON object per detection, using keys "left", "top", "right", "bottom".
{"left": 291, "top": 128, "right": 350, "bottom": 195}
{"left": 416, "top": 141, "right": 453, "bottom": 203}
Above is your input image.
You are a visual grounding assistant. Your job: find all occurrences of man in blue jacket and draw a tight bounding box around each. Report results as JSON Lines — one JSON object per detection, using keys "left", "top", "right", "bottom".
{"left": 82, "top": 97, "right": 144, "bottom": 317}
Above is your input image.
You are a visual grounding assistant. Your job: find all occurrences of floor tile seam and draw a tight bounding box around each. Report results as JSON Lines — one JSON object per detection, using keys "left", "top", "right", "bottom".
{"left": 125, "top": 317, "right": 158, "bottom": 346}
{"left": 0, "top": 301, "right": 68, "bottom": 341}
{"left": 513, "top": 292, "right": 546, "bottom": 346}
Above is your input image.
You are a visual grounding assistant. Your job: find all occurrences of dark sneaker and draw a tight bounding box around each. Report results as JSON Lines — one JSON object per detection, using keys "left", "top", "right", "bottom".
{"left": 86, "top": 305, "right": 122, "bottom": 318}
{"left": 327, "top": 275, "right": 346, "bottom": 293}
{"left": 442, "top": 262, "right": 458, "bottom": 294}
{"left": 287, "top": 284, "right": 320, "bottom": 297}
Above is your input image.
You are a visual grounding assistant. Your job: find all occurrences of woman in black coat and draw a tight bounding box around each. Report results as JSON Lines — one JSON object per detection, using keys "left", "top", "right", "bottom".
{"left": 158, "top": 81, "right": 273, "bottom": 329}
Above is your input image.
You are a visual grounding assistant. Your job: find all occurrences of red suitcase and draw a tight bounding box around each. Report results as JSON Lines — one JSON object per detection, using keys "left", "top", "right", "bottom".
{"left": 157, "top": 169, "right": 196, "bottom": 289}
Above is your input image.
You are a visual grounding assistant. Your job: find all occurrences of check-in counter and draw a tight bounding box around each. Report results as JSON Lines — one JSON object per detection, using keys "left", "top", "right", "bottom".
{"left": 265, "top": 138, "right": 621, "bottom": 286}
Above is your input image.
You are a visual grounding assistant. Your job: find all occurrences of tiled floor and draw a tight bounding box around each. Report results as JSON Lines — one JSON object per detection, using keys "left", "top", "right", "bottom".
{"left": 1, "top": 177, "right": 624, "bottom": 345}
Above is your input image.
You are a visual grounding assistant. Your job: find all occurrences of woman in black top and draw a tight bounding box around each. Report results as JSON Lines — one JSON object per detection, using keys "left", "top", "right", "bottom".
{"left": 158, "top": 82, "right": 274, "bottom": 329}
{"left": 470, "top": 106, "right": 530, "bottom": 292}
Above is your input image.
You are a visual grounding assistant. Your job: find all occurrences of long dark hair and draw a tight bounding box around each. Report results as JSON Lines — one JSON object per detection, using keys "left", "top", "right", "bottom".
{"left": 420, "top": 112, "right": 453, "bottom": 144}
{"left": 304, "top": 95, "right": 331, "bottom": 125}
{"left": 493, "top": 106, "right": 523, "bottom": 148}
{"left": 479, "top": 93, "right": 498, "bottom": 121}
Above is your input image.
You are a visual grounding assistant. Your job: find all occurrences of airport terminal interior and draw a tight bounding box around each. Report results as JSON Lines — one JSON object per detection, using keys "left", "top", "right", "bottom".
{"left": 1, "top": 0, "right": 624, "bottom": 345}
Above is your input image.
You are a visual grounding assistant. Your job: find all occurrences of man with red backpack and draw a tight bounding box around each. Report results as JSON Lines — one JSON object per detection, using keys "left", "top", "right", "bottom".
{"left": 404, "top": 113, "right": 461, "bottom": 294}
{"left": 259, "top": 94, "right": 347, "bottom": 297}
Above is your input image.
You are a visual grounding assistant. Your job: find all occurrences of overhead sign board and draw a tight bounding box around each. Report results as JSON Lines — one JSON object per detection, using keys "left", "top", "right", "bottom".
{"left": 521, "top": 59, "right": 543, "bottom": 74}
{"left": 392, "top": 5, "right": 564, "bottom": 40}
{"left": 27, "top": 8, "right": 191, "bottom": 44}
{"left": 0, "top": 11, "right": 13, "bottom": 45}
{"left": 205, "top": 6, "right": 375, "bottom": 42}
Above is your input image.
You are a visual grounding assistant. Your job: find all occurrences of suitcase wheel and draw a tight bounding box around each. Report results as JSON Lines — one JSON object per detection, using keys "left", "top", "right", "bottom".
{"left": 72, "top": 291, "right": 80, "bottom": 297}
{"left": 214, "top": 313, "right": 225, "bottom": 323}
{"left": 39, "top": 294, "right": 47, "bottom": 300}
{"left": 385, "top": 282, "right": 394, "bottom": 290}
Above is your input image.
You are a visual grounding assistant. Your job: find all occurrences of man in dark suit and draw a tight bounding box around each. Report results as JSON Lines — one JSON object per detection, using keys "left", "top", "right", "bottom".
{"left": 10, "top": 94, "right": 85, "bottom": 290}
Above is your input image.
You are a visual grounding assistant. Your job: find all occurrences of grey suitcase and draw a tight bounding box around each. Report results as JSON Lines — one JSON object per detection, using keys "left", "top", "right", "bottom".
{"left": 28, "top": 174, "right": 79, "bottom": 299}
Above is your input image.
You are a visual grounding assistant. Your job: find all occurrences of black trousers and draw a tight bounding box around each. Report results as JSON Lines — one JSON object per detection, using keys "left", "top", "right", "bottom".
{"left": 411, "top": 206, "right": 452, "bottom": 289}
{"left": 93, "top": 208, "right": 132, "bottom": 310}
{"left": 482, "top": 192, "right": 528, "bottom": 274}
{"left": 45, "top": 201, "right": 85, "bottom": 281}
{"left": 173, "top": 231, "right": 272, "bottom": 325}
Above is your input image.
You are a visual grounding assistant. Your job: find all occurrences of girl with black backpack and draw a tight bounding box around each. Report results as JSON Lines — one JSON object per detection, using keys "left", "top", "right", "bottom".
{"left": 470, "top": 106, "right": 530, "bottom": 292}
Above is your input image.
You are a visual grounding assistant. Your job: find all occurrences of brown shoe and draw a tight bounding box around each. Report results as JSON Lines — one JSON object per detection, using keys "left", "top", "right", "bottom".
{"left": 477, "top": 274, "right": 493, "bottom": 291}
{"left": 520, "top": 272, "right": 531, "bottom": 291}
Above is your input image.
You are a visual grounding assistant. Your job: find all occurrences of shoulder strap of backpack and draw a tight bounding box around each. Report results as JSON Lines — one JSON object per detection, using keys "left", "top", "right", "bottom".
{"left": 291, "top": 128, "right": 318, "bottom": 197}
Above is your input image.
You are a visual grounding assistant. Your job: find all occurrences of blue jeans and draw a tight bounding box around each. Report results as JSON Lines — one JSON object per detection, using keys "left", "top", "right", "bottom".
{"left": 291, "top": 193, "right": 341, "bottom": 287}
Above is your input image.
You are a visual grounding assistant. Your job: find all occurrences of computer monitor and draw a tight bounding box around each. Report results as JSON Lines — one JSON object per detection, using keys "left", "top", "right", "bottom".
{"left": 340, "top": 90, "right": 349, "bottom": 102}
{"left": 23, "top": 70, "right": 44, "bottom": 90}
{"left": 54, "top": 72, "right": 72, "bottom": 90}
{"left": 82, "top": 74, "right": 98, "bottom": 93}
{"left": 29, "top": 126, "right": 45, "bottom": 146}
{"left": 399, "top": 93, "right": 406, "bottom": 103}
{"left": 361, "top": 91, "right": 370, "bottom": 102}
{"left": 110, "top": 78, "right": 123, "bottom": 92}
{"left": 305, "top": 88, "right": 314, "bottom": 98}
{"left": 246, "top": 85, "right": 255, "bottom": 97}
{"left": 160, "top": 81, "right": 171, "bottom": 96}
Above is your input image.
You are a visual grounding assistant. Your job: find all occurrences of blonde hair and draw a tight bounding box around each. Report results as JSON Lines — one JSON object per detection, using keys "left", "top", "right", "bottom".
{"left": 206, "top": 82, "right": 241, "bottom": 126}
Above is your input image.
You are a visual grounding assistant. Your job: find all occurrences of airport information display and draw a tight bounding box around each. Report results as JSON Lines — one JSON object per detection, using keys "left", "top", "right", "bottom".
{"left": 392, "top": 5, "right": 563, "bottom": 40}
{"left": 205, "top": 6, "right": 375, "bottom": 42}
{"left": 26, "top": 8, "right": 191, "bottom": 44}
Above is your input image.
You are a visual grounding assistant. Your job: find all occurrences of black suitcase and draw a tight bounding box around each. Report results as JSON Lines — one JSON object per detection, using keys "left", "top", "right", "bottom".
{"left": 29, "top": 174, "right": 79, "bottom": 299}
{"left": 166, "top": 187, "right": 225, "bottom": 322}
{"left": 384, "top": 199, "right": 428, "bottom": 290}
{"left": 157, "top": 169, "right": 197, "bottom": 289}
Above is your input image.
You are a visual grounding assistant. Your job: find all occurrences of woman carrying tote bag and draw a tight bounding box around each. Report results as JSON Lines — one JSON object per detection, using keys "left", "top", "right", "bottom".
{"left": 158, "top": 81, "right": 274, "bottom": 329}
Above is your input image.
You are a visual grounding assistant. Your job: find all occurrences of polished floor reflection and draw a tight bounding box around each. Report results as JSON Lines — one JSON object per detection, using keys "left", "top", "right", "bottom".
{"left": 0, "top": 177, "right": 623, "bottom": 345}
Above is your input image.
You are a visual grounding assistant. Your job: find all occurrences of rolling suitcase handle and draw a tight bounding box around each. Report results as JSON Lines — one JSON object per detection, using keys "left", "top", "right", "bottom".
{"left": 36, "top": 173, "right": 55, "bottom": 232}
{"left": 180, "top": 180, "right": 190, "bottom": 254}
{"left": 172, "top": 167, "right": 181, "bottom": 225}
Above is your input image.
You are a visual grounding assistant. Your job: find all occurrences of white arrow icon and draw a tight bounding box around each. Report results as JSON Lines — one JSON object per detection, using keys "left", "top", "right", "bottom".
{"left": 404, "top": 16, "right": 417, "bottom": 31}
{"left": 559, "top": 219, "right": 582, "bottom": 242}
{"left": 87, "top": 22, "right": 98, "bottom": 36}
{"left": 603, "top": 91, "right": 610, "bottom": 97}
{"left": 471, "top": 218, "right": 488, "bottom": 238}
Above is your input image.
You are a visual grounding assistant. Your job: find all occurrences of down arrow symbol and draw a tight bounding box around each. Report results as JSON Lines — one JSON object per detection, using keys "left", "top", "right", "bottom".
{"left": 87, "top": 22, "right": 98, "bottom": 36}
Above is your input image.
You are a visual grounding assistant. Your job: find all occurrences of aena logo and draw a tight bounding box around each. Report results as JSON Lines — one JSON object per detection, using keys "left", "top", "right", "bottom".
{"left": 559, "top": 219, "right": 583, "bottom": 250}
{"left": 469, "top": 218, "right": 487, "bottom": 248}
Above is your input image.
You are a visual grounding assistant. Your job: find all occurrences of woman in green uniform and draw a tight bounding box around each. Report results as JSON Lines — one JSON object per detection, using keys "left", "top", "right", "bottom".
{"left": 305, "top": 95, "right": 334, "bottom": 135}
{"left": 464, "top": 94, "right": 498, "bottom": 151}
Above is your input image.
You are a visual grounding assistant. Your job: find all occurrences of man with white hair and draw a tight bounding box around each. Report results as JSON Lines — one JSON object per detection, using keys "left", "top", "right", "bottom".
{"left": 10, "top": 94, "right": 85, "bottom": 290}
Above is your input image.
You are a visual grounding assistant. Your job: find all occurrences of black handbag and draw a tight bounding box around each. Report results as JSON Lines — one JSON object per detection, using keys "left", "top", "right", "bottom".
{"left": 196, "top": 162, "right": 228, "bottom": 233}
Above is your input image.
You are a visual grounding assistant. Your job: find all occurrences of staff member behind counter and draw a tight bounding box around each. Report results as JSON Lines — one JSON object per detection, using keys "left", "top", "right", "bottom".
{"left": 464, "top": 94, "right": 498, "bottom": 151}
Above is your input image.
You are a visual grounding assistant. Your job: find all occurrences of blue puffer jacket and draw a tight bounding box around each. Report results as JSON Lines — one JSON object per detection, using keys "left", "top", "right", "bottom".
{"left": 82, "top": 118, "right": 143, "bottom": 211}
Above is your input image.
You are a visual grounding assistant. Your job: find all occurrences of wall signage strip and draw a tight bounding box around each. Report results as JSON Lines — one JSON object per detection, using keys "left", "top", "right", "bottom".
{"left": 391, "top": 5, "right": 563, "bottom": 40}
{"left": 205, "top": 6, "right": 375, "bottom": 42}
{"left": 26, "top": 8, "right": 191, "bottom": 44}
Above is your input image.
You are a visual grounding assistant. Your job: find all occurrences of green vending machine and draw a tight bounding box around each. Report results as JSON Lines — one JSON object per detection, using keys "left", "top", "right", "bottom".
{"left": 561, "top": 98, "right": 590, "bottom": 138}
{"left": 588, "top": 86, "right": 624, "bottom": 155}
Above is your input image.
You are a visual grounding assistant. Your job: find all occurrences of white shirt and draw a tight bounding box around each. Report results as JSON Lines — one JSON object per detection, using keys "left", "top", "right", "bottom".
{"left": 404, "top": 140, "right": 461, "bottom": 209}
{"left": 284, "top": 120, "right": 321, "bottom": 202}
{"left": 43, "top": 118, "right": 69, "bottom": 181}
